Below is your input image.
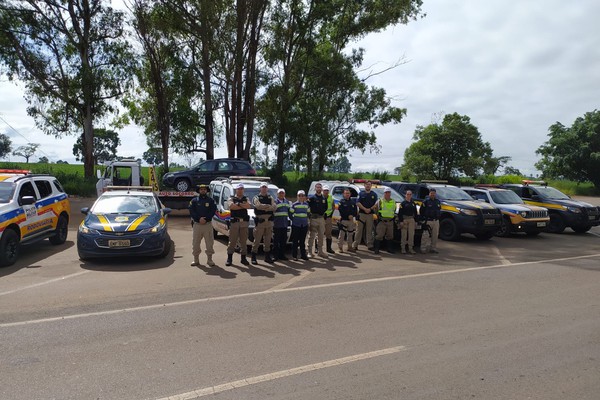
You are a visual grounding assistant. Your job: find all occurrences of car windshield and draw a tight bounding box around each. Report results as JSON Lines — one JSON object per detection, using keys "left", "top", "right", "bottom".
{"left": 535, "top": 186, "right": 570, "bottom": 200}
{"left": 433, "top": 187, "right": 473, "bottom": 201}
{"left": 243, "top": 188, "right": 278, "bottom": 201}
{"left": 368, "top": 187, "right": 405, "bottom": 202}
{"left": 0, "top": 182, "right": 15, "bottom": 203}
{"left": 490, "top": 190, "right": 524, "bottom": 204}
{"left": 92, "top": 194, "right": 158, "bottom": 214}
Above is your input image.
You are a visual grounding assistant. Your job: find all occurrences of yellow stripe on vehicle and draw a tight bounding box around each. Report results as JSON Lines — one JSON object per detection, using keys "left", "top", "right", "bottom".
{"left": 0, "top": 176, "right": 11, "bottom": 182}
{"left": 442, "top": 204, "right": 459, "bottom": 214}
{"left": 523, "top": 201, "right": 566, "bottom": 211}
{"left": 127, "top": 215, "right": 149, "bottom": 231}
{"left": 96, "top": 215, "right": 113, "bottom": 231}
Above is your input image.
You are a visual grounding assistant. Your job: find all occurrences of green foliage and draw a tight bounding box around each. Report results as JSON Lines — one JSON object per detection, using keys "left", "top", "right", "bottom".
{"left": 536, "top": 109, "right": 600, "bottom": 189}
{"left": 0, "top": 133, "right": 12, "bottom": 158}
{"left": 12, "top": 143, "right": 39, "bottom": 163}
{"left": 73, "top": 128, "right": 121, "bottom": 164}
{"left": 372, "top": 170, "right": 389, "bottom": 180}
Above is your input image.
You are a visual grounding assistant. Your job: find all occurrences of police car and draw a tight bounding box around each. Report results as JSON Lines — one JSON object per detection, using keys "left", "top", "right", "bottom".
{"left": 77, "top": 187, "right": 172, "bottom": 260}
{"left": 209, "top": 177, "right": 286, "bottom": 245}
{"left": 0, "top": 170, "right": 71, "bottom": 267}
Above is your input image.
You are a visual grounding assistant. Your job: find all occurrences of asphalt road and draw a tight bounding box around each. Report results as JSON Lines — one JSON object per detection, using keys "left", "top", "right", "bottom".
{"left": 1, "top": 197, "right": 599, "bottom": 400}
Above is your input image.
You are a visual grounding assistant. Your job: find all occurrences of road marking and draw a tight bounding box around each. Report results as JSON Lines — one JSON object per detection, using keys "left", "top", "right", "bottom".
{"left": 152, "top": 346, "right": 406, "bottom": 400}
{"left": 267, "top": 269, "right": 312, "bottom": 291}
{"left": 0, "top": 270, "right": 90, "bottom": 297}
{"left": 2, "top": 252, "right": 600, "bottom": 329}
{"left": 491, "top": 244, "right": 511, "bottom": 265}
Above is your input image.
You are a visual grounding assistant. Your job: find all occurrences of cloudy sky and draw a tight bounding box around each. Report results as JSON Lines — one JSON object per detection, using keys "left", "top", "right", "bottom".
{"left": 1, "top": 0, "right": 599, "bottom": 175}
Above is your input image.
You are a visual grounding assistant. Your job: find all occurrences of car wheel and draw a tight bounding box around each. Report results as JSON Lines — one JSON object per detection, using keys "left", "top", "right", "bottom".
{"left": 49, "top": 215, "right": 69, "bottom": 245}
{"left": 159, "top": 236, "right": 172, "bottom": 258}
{"left": 572, "top": 225, "right": 592, "bottom": 233}
{"left": 174, "top": 178, "right": 191, "bottom": 192}
{"left": 495, "top": 216, "right": 511, "bottom": 237}
{"left": 0, "top": 229, "right": 20, "bottom": 267}
{"left": 547, "top": 213, "right": 565, "bottom": 233}
{"left": 439, "top": 218, "right": 460, "bottom": 241}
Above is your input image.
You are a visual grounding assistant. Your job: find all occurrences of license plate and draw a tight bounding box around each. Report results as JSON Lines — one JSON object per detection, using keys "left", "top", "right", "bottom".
{"left": 109, "top": 239, "right": 130, "bottom": 248}
{"left": 484, "top": 219, "right": 495, "bottom": 225}
{"left": 589, "top": 216, "right": 596, "bottom": 220}
{"left": 536, "top": 222, "right": 546, "bottom": 227}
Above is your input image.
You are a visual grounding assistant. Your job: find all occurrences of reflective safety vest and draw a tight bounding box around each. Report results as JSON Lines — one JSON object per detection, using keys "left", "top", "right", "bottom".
{"left": 379, "top": 198, "right": 396, "bottom": 219}
{"left": 325, "top": 195, "right": 334, "bottom": 217}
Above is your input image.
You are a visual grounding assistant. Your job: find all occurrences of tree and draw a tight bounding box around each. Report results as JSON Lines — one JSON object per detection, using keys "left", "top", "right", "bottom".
{"left": 482, "top": 155, "right": 511, "bottom": 176}
{"left": 142, "top": 147, "right": 164, "bottom": 165}
{"left": 330, "top": 155, "right": 352, "bottom": 173}
{"left": 38, "top": 156, "right": 49, "bottom": 163}
{"left": 73, "top": 128, "right": 120, "bottom": 164}
{"left": 503, "top": 165, "right": 522, "bottom": 176}
{"left": 401, "top": 113, "right": 499, "bottom": 180}
{"left": 536, "top": 109, "right": 600, "bottom": 188}
{"left": 0, "top": 0, "right": 134, "bottom": 178}
{"left": 12, "top": 143, "right": 39, "bottom": 163}
{"left": 0, "top": 133, "right": 12, "bottom": 158}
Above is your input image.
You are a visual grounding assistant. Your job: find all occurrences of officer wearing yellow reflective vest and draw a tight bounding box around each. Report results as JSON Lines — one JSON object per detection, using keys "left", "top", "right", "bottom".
{"left": 323, "top": 185, "right": 335, "bottom": 254}
{"left": 373, "top": 187, "right": 397, "bottom": 254}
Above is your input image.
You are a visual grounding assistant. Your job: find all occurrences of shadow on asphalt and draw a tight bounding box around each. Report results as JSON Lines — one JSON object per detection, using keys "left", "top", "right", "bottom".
{"left": 78, "top": 240, "right": 176, "bottom": 272}
{"left": 0, "top": 241, "right": 75, "bottom": 278}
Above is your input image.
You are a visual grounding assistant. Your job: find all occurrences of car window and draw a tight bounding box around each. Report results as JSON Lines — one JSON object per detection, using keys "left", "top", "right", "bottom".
{"left": 34, "top": 180, "right": 53, "bottom": 198}
{"left": 470, "top": 192, "right": 488, "bottom": 202}
{"left": 535, "top": 186, "right": 570, "bottom": 200}
{"left": 217, "top": 161, "right": 232, "bottom": 172}
{"left": 434, "top": 186, "right": 473, "bottom": 201}
{"left": 418, "top": 187, "right": 429, "bottom": 199}
{"left": 521, "top": 187, "right": 533, "bottom": 199}
{"left": 93, "top": 195, "right": 158, "bottom": 214}
{"left": 0, "top": 182, "right": 15, "bottom": 203}
{"left": 18, "top": 181, "right": 37, "bottom": 201}
{"left": 52, "top": 179, "right": 65, "bottom": 193}
{"left": 197, "top": 161, "right": 215, "bottom": 172}
{"left": 222, "top": 186, "right": 232, "bottom": 208}
{"left": 490, "top": 190, "right": 524, "bottom": 204}
{"left": 212, "top": 184, "right": 222, "bottom": 204}
{"left": 234, "top": 162, "right": 250, "bottom": 170}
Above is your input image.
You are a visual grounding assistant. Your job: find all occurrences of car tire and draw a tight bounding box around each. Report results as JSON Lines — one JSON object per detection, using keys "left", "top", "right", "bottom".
{"left": 49, "top": 215, "right": 69, "bottom": 245}
{"left": 174, "top": 178, "right": 191, "bottom": 192}
{"left": 0, "top": 229, "right": 20, "bottom": 267}
{"left": 159, "top": 236, "right": 172, "bottom": 258}
{"left": 495, "top": 216, "right": 511, "bottom": 237}
{"left": 439, "top": 218, "right": 460, "bottom": 241}
{"left": 547, "top": 213, "right": 566, "bottom": 233}
{"left": 572, "top": 225, "right": 592, "bottom": 234}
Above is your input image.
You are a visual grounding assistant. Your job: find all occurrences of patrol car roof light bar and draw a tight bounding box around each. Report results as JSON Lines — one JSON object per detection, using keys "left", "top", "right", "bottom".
{"left": 420, "top": 179, "right": 448, "bottom": 184}
{"left": 522, "top": 180, "right": 547, "bottom": 186}
{"left": 229, "top": 176, "right": 271, "bottom": 182}
{"left": 351, "top": 179, "right": 381, "bottom": 184}
{"left": 0, "top": 169, "right": 31, "bottom": 175}
{"left": 105, "top": 185, "right": 154, "bottom": 192}
{"left": 474, "top": 183, "right": 501, "bottom": 188}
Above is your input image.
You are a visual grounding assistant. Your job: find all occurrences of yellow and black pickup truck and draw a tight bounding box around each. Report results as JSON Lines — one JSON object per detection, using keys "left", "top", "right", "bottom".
{"left": 388, "top": 182, "right": 503, "bottom": 241}
{"left": 501, "top": 181, "right": 600, "bottom": 233}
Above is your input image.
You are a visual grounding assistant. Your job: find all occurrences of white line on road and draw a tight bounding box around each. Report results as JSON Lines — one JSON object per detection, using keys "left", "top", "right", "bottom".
{"left": 266, "top": 269, "right": 312, "bottom": 291}
{"left": 152, "top": 345, "right": 406, "bottom": 400}
{"left": 2, "top": 252, "right": 600, "bottom": 328}
{"left": 0, "top": 270, "right": 90, "bottom": 297}
{"left": 491, "top": 244, "right": 511, "bottom": 265}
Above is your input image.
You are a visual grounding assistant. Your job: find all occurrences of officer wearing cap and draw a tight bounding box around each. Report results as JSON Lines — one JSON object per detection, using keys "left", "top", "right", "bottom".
{"left": 373, "top": 187, "right": 396, "bottom": 254}
{"left": 189, "top": 184, "right": 217, "bottom": 266}
{"left": 251, "top": 182, "right": 276, "bottom": 264}
{"left": 419, "top": 188, "right": 441, "bottom": 253}
{"left": 307, "top": 183, "right": 328, "bottom": 258}
{"left": 273, "top": 188, "right": 291, "bottom": 261}
{"left": 290, "top": 190, "right": 309, "bottom": 260}
{"left": 323, "top": 185, "right": 335, "bottom": 254}
{"left": 226, "top": 183, "right": 252, "bottom": 266}
{"left": 353, "top": 181, "right": 378, "bottom": 250}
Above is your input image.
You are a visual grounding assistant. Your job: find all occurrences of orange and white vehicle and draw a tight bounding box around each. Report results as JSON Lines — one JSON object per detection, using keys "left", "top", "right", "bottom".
{"left": 0, "top": 170, "right": 71, "bottom": 266}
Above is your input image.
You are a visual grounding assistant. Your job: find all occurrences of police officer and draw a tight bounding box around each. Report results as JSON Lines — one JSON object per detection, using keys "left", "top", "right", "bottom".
{"left": 189, "top": 184, "right": 217, "bottom": 266}
{"left": 398, "top": 190, "right": 418, "bottom": 254}
{"left": 419, "top": 188, "right": 441, "bottom": 253}
{"left": 273, "top": 188, "right": 291, "bottom": 261}
{"left": 290, "top": 190, "right": 309, "bottom": 261}
{"left": 251, "top": 182, "right": 276, "bottom": 264}
{"left": 353, "top": 181, "right": 378, "bottom": 250}
{"left": 307, "top": 183, "right": 328, "bottom": 258}
{"left": 337, "top": 188, "right": 357, "bottom": 253}
{"left": 373, "top": 187, "right": 396, "bottom": 254}
{"left": 226, "top": 183, "right": 252, "bottom": 266}
{"left": 323, "top": 185, "right": 335, "bottom": 254}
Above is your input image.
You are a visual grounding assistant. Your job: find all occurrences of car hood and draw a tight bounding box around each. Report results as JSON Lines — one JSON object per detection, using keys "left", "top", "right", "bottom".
{"left": 545, "top": 198, "right": 596, "bottom": 209}
{"left": 442, "top": 200, "right": 496, "bottom": 210}
{"left": 496, "top": 203, "right": 533, "bottom": 212}
{"left": 84, "top": 213, "right": 164, "bottom": 232}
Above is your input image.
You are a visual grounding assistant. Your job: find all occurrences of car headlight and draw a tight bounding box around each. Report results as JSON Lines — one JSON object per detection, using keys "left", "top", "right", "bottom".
{"left": 457, "top": 208, "right": 478, "bottom": 216}
{"left": 567, "top": 206, "right": 582, "bottom": 213}
{"left": 141, "top": 221, "right": 166, "bottom": 233}
{"left": 519, "top": 211, "right": 527, "bottom": 217}
{"left": 79, "top": 224, "right": 99, "bottom": 235}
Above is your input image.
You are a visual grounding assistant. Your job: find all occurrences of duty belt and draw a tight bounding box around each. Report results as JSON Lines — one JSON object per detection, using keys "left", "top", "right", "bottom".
{"left": 231, "top": 216, "right": 250, "bottom": 223}
{"left": 380, "top": 218, "right": 394, "bottom": 222}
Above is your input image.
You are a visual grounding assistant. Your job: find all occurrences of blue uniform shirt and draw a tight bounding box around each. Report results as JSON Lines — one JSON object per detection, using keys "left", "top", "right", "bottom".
{"left": 420, "top": 197, "right": 442, "bottom": 220}
{"left": 308, "top": 193, "right": 328, "bottom": 215}
{"left": 357, "top": 190, "right": 378, "bottom": 211}
{"left": 338, "top": 197, "right": 357, "bottom": 220}
{"left": 274, "top": 198, "right": 291, "bottom": 228}
{"left": 189, "top": 194, "right": 217, "bottom": 222}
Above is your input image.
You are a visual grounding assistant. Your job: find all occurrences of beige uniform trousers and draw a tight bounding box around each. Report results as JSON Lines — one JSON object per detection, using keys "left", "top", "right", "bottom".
{"left": 353, "top": 213, "right": 374, "bottom": 248}
{"left": 400, "top": 217, "right": 416, "bottom": 250}
{"left": 324, "top": 216, "right": 333, "bottom": 239}
{"left": 308, "top": 216, "right": 325, "bottom": 254}
{"left": 227, "top": 220, "right": 249, "bottom": 255}
{"left": 421, "top": 219, "right": 440, "bottom": 251}
{"left": 192, "top": 221, "right": 214, "bottom": 256}
{"left": 338, "top": 219, "right": 356, "bottom": 249}
{"left": 252, "top": 218, "right": 274, "bottom": 253}
{"left": 375, "top": 219, "right": 394, "bottom": 241}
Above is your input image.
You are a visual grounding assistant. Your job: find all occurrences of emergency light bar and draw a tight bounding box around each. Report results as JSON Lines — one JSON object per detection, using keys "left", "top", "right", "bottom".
{"left": 0, "top": 169, "right": 31, "bottom": 174}
{"left": 420, "top": 180, "right": 448, "bottom": 184}
{"left": 229, "top": 176, "right": 271, "bottom": 182}
{"left": 351, "top": 179, "right": 381, "bottom": 184}
{"left": 105, "top": 186, "right": 154, "bottom": 192}
{"left": 522, "top": 180, "right": 547, "bottom": 186}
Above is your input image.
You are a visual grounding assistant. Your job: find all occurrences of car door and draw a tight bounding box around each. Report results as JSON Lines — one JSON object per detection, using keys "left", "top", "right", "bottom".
{"left": 17, "top": 181, "right": 41, "bottom": 239}
{"left": 194, "top": 161, "right": 216, "bottom": 185}
{"left": 33, "top": 179, "right": 58, "bottom": 234}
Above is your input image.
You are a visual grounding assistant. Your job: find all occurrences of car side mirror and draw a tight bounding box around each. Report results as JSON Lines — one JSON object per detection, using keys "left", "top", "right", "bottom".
{"left": 20, "top": 196, "right": 36, "bottom": 206}
{"left": 81, "top": 207, "right": 90, "bottom": 215}
{"left": 162, "top": 208, "right": 172, "bottom": 215}
{"left": 96, "top": 169, "right": 102, "bottom": 179}
{"left": 531, "top": 194, "right": 540, "bottom": 201}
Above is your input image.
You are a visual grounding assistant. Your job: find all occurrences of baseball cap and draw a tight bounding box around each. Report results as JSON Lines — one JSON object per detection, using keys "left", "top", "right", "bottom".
{"left": 383, "top": 187, "right": 391, "bottom": 193}
{"left": 297, "top": 190, "right": 306, "bottom": 196}
{"left": 277, "top": 188, "right": 285, "bottom": 194}
{"left": 235, "top": 183, "right": 245, "bottom": 189}
{"left": 323, "top": 185, "right": 330, "bottom": 190}
{"left": 196, "top": 184, "right": 210, "bottom": 191}
{"left": 259, "top": 182, "right": 268, "bottom": 188}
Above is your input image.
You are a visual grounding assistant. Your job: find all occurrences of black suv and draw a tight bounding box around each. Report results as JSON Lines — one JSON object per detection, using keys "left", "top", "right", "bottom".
{"left": 162, "top": 158, "right": 256, "bottom": 192}
{"left": 387, "top": 181, "right": 502, "bottom": 241}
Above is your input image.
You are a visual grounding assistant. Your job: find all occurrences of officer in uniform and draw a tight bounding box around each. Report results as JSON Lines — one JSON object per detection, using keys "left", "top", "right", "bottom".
{"left": 251, "top": 182, "right": 276, "bottom": 264}
{"left": 398, "top": 190, "right": 418, "bottom": 254}
{"left": 337, "top": 188, "right": 357, "bottom": 253}
{"left": 273, "top": 188, "right": 291, "bottom": 261}
{"left": 189, "top": 184, "right": 217, "bottom": 266}
{"left": 323, "top": 185, "right": 335, "bottom": 254}
{"left": 290, "top": 190, "right": 309, "bottom": 261}
{"left": 419, "top": 188, "right": 441, "bottom": 253}
{"left": 353, "top": 181, "right": 378, "bottom": 250}
{"left": 226, "top": 183, "right": 252, "bottom": 266}
{"left": 373, "top": 187, "right": 396, "bottom": 254}
{"left": 307, "top": 183, "right": 328, "bottom": 258}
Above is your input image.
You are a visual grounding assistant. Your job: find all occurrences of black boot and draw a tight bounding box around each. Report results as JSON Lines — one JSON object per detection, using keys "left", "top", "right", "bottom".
{"left": 225, "top": 254, "right": 233, "bottom": 266}
{"left": 241, "top": 255, "right": 249, "bottom": 265}
{"left": 373, "top": 239, "right": 380, "bottom": 254}
{"left": 265, "top": 252, "right": 274, "bottom": 264}
{"left": 386, "top": 240, "right": 395, "bottom": 254}
{"left": 279, "top": 252, "right": 289, "bottom": 261}
{"left": 326, "top": 238, "right": 335, "bottom": 254}
{"left": 251, "top": 252, "right": 258, "bottom": 265}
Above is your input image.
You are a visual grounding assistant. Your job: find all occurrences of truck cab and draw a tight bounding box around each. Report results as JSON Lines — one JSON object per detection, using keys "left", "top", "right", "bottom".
{"left": 96, "top": 158, "right": 143, "bottom": 196}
